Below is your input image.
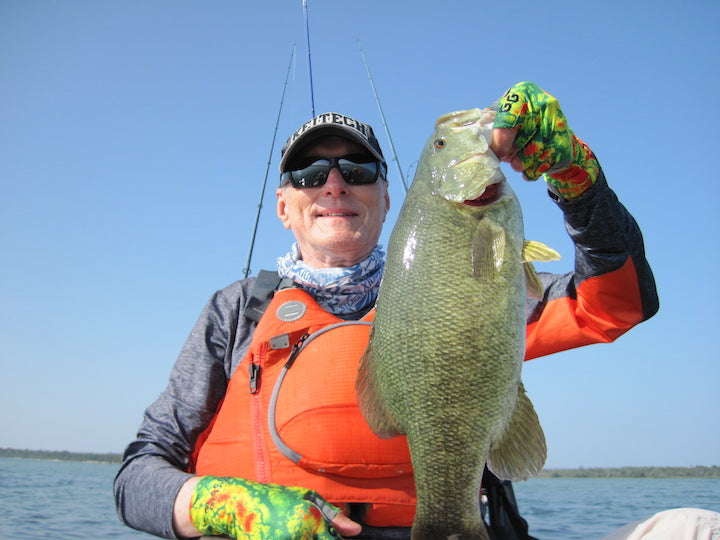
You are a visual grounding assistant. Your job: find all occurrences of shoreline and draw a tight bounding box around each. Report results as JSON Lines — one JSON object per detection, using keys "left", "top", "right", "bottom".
{"left": 2, "top": 448, "right": 718, "bottom": 478}
{"left": 1, "top": 447, "right": 122, "bottom": 464}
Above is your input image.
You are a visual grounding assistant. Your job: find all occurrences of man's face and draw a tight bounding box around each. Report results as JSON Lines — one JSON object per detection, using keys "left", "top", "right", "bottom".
{"left": 276, "top": 135, "right": 390, "bottom": 268}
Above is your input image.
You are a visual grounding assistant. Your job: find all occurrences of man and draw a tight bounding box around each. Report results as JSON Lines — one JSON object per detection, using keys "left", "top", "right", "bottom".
{"left": 114, "top": 82, "right": 659, "bottom": 539}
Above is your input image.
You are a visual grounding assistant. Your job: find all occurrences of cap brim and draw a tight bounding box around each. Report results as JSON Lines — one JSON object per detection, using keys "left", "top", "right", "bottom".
{"left": 279, "top": 124, "right": 385, "bottom": 172}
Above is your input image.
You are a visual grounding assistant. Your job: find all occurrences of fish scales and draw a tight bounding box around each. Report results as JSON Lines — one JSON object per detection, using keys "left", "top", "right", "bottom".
{"left": 357, "top": 108, "right": 549, "bottom": 540}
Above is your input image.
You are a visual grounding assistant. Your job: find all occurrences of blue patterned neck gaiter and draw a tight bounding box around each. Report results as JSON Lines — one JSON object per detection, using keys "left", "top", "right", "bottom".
{"left": 276, "top": 243, "right": 385, "bottom": 316}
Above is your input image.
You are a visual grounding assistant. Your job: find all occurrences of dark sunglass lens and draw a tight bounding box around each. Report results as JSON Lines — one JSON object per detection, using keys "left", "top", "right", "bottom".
{"left": 291, "top": 160, "right": 330, "bottom": 188}
{"left": 339, "top": 159, "right": 378, "bottom": 185}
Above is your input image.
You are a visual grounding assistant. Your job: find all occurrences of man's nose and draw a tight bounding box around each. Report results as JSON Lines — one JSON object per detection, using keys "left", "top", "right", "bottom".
{"left": 323, "top": 166, "right": 349, "bottom": 195}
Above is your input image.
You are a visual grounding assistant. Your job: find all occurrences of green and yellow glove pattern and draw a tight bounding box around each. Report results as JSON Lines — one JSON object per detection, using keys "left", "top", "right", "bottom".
{"left": 189, "top": 476, "right": 342, "bottom": 540}
{"left": 494, "top": 81, "right": 600, "bottom": 200}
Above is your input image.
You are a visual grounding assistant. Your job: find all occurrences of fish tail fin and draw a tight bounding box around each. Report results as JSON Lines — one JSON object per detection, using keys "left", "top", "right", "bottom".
{"left": 487, "top": 382, "right": 547, "bottom": 481}
{"left": 522, "top": 240, "right": 561, "bottom": 298}
{"left": 355, "top": 335, "right": 402, "bottom": 438}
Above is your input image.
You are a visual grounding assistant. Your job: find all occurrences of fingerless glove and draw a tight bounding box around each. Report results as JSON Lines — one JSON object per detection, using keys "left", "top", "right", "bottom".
{"left": 189, "top": 476, "right": 342, "bottom": 539}
{"left": 494, "top": 81, "right": 600, "bottom": 200}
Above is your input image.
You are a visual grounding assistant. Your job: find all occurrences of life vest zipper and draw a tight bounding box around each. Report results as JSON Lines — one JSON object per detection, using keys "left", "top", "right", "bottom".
{"left": 285, "top": 332, "right": 310, "bottom": 368}
{"left": 248, "top": 363, "right": 260, "bottom": 394}
{"left": 248, "top": 352, "right": 268, "bottom": 483}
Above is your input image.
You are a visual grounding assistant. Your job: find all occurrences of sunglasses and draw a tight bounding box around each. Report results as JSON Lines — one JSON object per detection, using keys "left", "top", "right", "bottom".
{"left": 281, "top": 154, "right": 385, "bottom": 189}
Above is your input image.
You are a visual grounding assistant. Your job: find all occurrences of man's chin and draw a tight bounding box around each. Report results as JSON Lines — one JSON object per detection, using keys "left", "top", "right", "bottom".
{"left": 305, "top": 236, "right": 376, "bottom": 267}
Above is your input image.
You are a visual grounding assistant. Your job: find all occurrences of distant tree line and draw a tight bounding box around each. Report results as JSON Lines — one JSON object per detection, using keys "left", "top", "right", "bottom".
{"left": 537, "top": 466, "right": 720, "bottom": 479}
{"left": 1, "top": 449, "right": 718, "bottom": 478}
{"left": 0, "top": 447, "right": 122, "bottom": 463}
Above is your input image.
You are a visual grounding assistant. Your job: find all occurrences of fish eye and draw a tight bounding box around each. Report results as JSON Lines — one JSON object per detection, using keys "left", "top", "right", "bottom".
{"left": 434, "top": 139, "right": 445, "bottom": 149}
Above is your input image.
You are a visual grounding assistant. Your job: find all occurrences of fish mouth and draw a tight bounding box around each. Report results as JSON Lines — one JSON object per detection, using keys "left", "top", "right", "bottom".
{"left": 463, "top": 182, "right": 501, "bottom": 206}
{"left": 452, "top": 152, "right": 488, "bottom": 168}
{"left": 448, "top": 152, "right": 504, "bottom": 206}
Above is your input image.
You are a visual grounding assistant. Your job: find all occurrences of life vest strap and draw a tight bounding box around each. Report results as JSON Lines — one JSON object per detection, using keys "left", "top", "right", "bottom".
{"left": 243, "top": 270, "right": 294, "bottom": 322}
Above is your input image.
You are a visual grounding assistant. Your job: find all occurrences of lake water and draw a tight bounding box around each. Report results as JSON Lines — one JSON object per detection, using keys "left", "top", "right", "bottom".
{"left": 0, "top": 457, "right": 718, "bottom": 539}
{"left": 514, "top": 477, "right": 720, "bottom": 539}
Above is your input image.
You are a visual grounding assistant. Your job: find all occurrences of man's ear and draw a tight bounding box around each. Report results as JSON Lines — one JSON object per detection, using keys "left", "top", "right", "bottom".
{"left": 383, "top": 186, "right": 390, "bottom": 221}
{"left": 276, "top": 188, "right": 292, "bottom": 230}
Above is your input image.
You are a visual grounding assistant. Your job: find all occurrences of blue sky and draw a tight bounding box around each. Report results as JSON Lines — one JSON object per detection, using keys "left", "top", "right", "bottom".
{"left": 1, "top": 1, "right": 718, "bottom": 469}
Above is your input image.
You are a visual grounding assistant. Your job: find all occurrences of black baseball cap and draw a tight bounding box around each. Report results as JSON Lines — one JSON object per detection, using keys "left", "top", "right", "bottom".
{"left": 279, "top": 112, "right": 386, "bottom": 177}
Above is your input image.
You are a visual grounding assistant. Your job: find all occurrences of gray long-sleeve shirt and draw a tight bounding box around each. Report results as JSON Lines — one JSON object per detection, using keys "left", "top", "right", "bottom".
{"left": 114, "top": 174, "right": 658, "bottom": 538}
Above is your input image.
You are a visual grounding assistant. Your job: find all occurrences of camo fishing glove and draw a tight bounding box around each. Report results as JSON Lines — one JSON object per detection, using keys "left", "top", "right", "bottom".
{"left": 494, "top": 81, "right": 600, "bottom": 200}
{"left": 189, "top": 476, "right": 342, "bottom": 539}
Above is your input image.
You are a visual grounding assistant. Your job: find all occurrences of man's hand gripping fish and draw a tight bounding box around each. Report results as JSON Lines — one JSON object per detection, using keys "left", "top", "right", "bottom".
{"left": 356, "top": 108, "right": 559, "bottom": 540}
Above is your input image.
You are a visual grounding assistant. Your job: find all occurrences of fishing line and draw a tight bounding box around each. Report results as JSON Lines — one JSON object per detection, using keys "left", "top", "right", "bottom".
{"left": 405, "top": 160, "right": 418, "bottom": 183}
{"left": 302, "top": 0, "right": 316, "bottom": 117}
{"left": 243, "top": 45, "right": 296, "bottom": 279}
{"left": 357, "top": 40, "right": 409, "bottom": 193}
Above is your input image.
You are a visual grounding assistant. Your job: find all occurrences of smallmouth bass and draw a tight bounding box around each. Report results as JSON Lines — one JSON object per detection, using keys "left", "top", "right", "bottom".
{"left": 357, "top": 108, "right": 558, "bottom": 539}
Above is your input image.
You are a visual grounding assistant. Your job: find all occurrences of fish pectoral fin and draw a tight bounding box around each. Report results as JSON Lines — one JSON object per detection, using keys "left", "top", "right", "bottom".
{"left": 355, "top": 339, "right": 402, "bottom": 439}
{"left": 522, "top": 240, "right": 560, "bottom": 299}
{"left": 487, "top": 382, "right": 546, "bottom": 482}
{"left": 472, "top": 220, "right": 506, "bottom": 278}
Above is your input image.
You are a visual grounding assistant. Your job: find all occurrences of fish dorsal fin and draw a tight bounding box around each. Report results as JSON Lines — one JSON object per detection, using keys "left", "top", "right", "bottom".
{"left": 522, "top": 240, "right": 560, "bottom": 298}
{"left": 355, "top": 331, "right": 403, "bottom": 438}
{"left": 487, "top": 381, "right": 547, "bottom": 481}
{"left": 522, "top": 240, "right": 561, "bottom": 263}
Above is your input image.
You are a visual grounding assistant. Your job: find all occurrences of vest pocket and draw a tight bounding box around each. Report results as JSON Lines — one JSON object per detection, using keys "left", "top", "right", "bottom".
{"left": 270, "top": 323, "right": 413, "bottom": 479}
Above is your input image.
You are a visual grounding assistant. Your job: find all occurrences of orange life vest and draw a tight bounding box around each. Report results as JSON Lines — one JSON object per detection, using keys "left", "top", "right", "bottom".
{"left": 190, "top": 256, "right": 648, "bottom": 527}
{"left": 190, "top": 287, "right": 416, "bottom": 527}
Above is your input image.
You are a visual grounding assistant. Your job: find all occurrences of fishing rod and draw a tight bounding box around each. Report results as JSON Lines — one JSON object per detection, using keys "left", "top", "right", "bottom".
{"left": 243, "top": 45, "right": 296, "bottom": 279}
{"left": 303, "top": 6, "right": 405, "bottom": 192}
{"left": 302, "top": 0, "right": 316, "bottom": 117}
{"left": 357, "top": 40, "right": 409, "bottom": 193}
